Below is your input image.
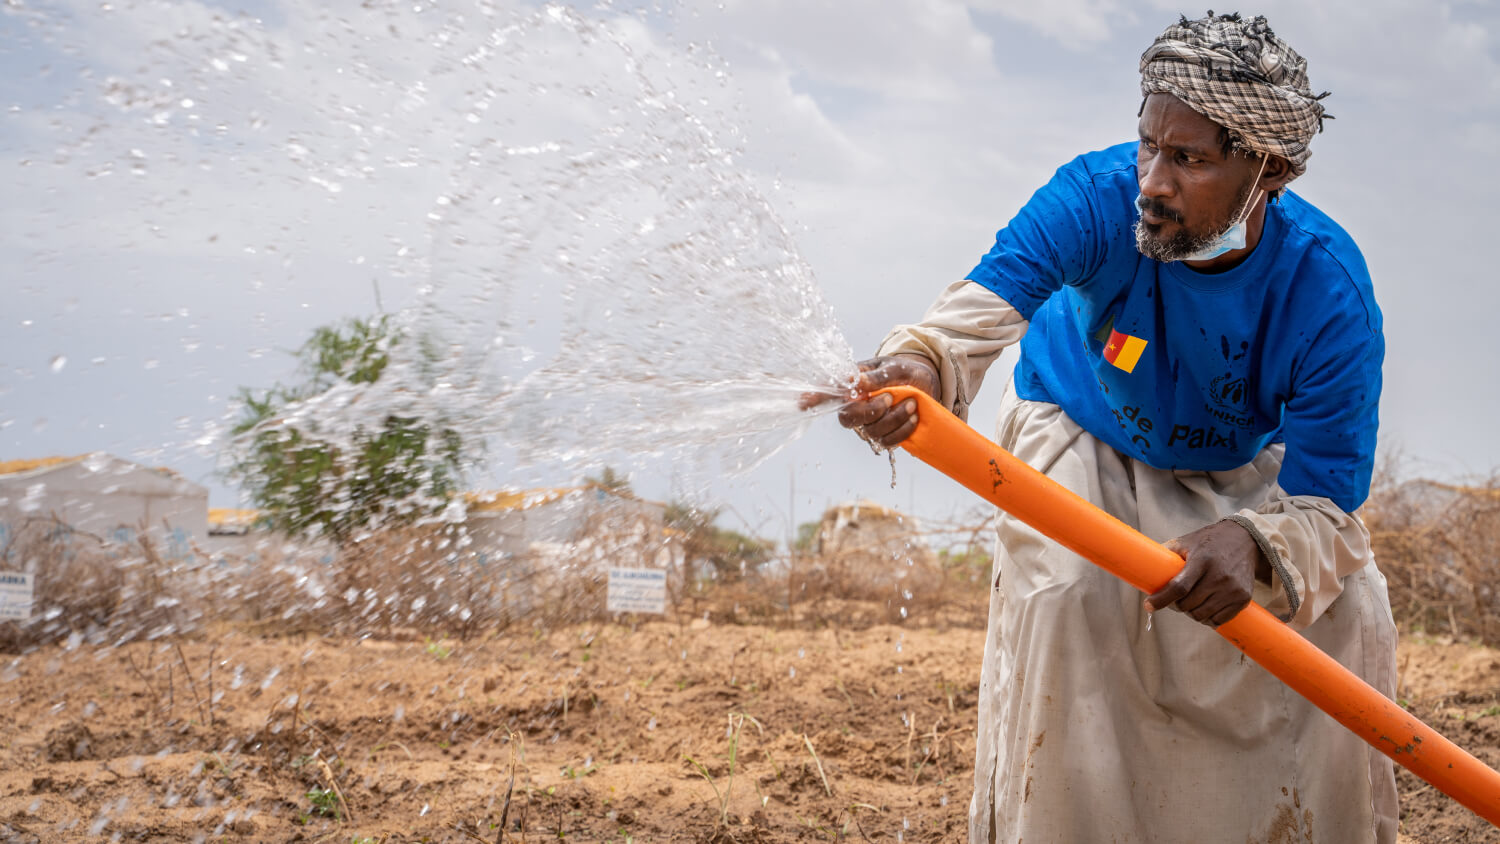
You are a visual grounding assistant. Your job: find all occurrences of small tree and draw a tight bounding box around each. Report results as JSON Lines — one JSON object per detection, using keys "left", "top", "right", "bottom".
{"left": 225, "top": 316, "right": 469, "bottom": 545}
{"left": 586, "top": 466, "right": 634, "bottom": 495}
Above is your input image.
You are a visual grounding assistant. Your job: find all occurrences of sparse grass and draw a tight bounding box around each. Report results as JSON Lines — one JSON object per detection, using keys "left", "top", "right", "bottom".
{"left": 836, "top": 802, "right": 881, "bottom": 840}
{"left": 424, "top": 636, "right": 452, "bottom": 660}
{"left": 801, "top": 733, "right": 833, "bottom": 798}
{"left": 684, "top": 712, "right": 763, "bottom": 829}
{"left": 306, "top": 785, "right": 341, "bottom": 820}
{"left": 561, "top": 761, "right": 596, "bottom": 779}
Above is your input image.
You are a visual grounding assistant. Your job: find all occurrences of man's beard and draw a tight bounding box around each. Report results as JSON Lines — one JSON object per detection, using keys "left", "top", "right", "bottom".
{"left": 1133, "top": 175, "right": 1256, "bottom": 263}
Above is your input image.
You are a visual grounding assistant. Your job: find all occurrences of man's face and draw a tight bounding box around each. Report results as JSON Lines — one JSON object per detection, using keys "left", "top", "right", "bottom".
{"left": 1134, "top": 93, "right": 1263, "bottom": 263}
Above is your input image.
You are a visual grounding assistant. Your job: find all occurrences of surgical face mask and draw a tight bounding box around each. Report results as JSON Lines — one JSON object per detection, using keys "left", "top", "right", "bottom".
{"left": 1180, "top": 155, "right": 1267, "bottom": 262}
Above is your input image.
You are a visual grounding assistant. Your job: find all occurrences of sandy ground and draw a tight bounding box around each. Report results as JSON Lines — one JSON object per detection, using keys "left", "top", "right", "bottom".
{"left": 0, "top": 607, "right": 1497, "bottom": 843}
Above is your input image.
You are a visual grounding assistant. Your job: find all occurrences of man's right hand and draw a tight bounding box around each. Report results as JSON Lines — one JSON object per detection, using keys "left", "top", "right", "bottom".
{"left": 802, "top": 354, "right": 940, "bottom": 449}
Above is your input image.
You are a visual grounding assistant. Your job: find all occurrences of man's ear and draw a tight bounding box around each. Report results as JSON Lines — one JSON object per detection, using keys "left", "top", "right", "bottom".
{"left": 1260, "top": 154, "right": 1294, "bottom": 195}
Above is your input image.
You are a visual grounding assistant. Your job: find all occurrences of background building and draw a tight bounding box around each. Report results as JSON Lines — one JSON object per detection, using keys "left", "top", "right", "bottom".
{"left": 0, "top": 454, "right": 208, "bottom": 562}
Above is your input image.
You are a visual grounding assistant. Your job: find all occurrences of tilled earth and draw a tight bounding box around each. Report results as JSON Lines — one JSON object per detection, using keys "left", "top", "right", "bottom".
{"left": 0, "top": 608, "right": 1496, "bottom": 842}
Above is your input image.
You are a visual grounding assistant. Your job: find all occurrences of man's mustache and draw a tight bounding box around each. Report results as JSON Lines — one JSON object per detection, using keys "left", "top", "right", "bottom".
{"left": 1134, "top": 195, "right": 1183, "bottom": 224}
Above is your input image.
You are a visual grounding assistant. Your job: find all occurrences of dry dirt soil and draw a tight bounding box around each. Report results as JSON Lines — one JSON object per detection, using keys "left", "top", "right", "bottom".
{"left": 0, "top": 604, "right": 1498, "bottom": 843}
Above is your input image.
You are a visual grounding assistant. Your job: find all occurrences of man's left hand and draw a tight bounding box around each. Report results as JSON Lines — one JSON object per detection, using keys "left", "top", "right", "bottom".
{"left": 1145, "top": 519, "right": 1273, "bottom": 628}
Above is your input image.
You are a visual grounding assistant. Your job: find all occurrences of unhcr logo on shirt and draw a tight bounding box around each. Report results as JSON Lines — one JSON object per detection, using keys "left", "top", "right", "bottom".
{"left": 1205, "top": 371, "right": 1257, "bottom": 429}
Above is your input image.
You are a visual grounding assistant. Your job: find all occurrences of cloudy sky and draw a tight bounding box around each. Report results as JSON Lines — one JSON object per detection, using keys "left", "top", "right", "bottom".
{"left": 3, "top": 0, "right": 1497, "bottom": 543}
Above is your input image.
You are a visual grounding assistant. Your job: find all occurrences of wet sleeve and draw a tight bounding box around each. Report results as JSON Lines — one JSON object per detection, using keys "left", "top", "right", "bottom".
{"left": 1235, "top": 315, "right": 1384, "bottom": 630}
{"left": 1277, "top": 323, "right": 1383, "bottom": 512}
{"left": 871, "top": 160, "right": 1110, "bottom": 421}
{"left": 875, "top": 281, "right": 1029, "bottom": 422}
{"left": 964, "top": 163, "right": 1110, "bottom": 320}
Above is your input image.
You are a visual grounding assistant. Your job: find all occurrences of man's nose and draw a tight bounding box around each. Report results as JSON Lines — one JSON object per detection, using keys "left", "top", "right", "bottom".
{"left": 1138, "top": 155, "right": 1173, "bottom": 199}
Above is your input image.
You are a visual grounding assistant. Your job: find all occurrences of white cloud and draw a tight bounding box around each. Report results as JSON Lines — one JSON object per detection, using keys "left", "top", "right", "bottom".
{"left": 707, "top": 0, "right": 998, "bottom": 101}
{"left": 971, "top": 0, "right": 1135, "bottom": 49}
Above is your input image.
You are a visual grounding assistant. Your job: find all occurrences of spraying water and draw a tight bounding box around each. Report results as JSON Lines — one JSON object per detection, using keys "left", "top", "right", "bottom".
{"left": 0, "top": 0, "right": 921, "bottom": 650}
{"left": 406, "top": 4, "right": 860, "bottom": 479}
{"left": 4, "top": 0, "right": 857, "bottom": 495}
{"left": 0, "top": 4, "right": 1006, "bottom": 840}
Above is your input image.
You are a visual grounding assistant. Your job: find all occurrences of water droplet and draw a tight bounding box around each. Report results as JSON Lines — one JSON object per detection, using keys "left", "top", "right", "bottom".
{"left": 49, "top": 355, "right": 66, "bottom": 373}
{"left": 12, "top": 0, "right": 864, "bottom": 653}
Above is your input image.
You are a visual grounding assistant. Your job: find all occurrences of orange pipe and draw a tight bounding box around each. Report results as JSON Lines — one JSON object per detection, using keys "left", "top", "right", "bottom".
{"left": 876, "top": 385, "right": 1500, "bottom": 828}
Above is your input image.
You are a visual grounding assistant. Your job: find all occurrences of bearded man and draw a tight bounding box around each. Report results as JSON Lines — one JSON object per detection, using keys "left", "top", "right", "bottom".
{"left": 832, "top": 12, "right": 1397, "bottom": 843}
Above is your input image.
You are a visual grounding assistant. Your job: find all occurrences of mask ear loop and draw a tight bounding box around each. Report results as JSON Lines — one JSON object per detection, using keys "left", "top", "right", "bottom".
{"left": 1234, "top": 154, "right": 1269, "bottom": 225}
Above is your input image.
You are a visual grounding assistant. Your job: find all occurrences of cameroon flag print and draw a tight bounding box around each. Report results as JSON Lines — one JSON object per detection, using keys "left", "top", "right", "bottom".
{"left": 1103, "top": 328, "right": 1148, "bottom": 374}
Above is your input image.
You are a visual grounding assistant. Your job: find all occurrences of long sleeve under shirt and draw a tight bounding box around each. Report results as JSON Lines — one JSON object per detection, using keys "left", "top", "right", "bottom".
{"left": 967, "top": 141, "right": 1383, "bottom": 512}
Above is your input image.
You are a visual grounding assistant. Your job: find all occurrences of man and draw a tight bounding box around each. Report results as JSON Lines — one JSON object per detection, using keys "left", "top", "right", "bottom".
{"left": 832, "top": 12, "right": 1397, "bottom": 843}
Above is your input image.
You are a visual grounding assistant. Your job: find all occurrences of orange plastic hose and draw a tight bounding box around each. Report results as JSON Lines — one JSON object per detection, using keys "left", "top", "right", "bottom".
{"left": 876, "top": 385, "right": 1500, "bottom": 827}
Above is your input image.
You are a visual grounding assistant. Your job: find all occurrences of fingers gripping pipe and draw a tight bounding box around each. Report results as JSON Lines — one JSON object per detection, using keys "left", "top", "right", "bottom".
{"left": 875, "top": 385, "right": 1500, "bottom": 828}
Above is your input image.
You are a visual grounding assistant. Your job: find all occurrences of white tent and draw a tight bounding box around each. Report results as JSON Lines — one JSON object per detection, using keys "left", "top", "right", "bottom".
{"left": 805, "top": 499, "right": 939, "bottom": 598}
{"left": 462, "top": 484, "right": 670, "bottom": 565}
{"left": 0, "top": 453, "right": 208, "bottom": 559}
{"left": 462, "top": 485, "right": 676, "bottom": 615}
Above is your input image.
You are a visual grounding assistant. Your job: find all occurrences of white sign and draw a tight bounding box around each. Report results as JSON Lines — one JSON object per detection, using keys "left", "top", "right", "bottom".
{"left": 606, "top": 567, "right": 666, "bottom": 615}
{"left": 0, "top": 572, "right": 34, "bottom": 621}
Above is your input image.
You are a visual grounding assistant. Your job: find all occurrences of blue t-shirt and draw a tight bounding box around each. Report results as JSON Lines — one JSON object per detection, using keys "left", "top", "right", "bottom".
{"left": 967, "top": 141, "right": 1383, "bottom": 512}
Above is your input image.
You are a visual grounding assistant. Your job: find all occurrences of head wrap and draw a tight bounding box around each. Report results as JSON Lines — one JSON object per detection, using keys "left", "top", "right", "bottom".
{"left": 1139, "top": 11, "right": 1328, "bottom": 178}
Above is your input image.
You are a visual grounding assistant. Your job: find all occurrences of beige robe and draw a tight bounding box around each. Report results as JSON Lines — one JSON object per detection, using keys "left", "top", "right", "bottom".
{"left": 880, "top": 280, "right": 1398, "bottom": 844}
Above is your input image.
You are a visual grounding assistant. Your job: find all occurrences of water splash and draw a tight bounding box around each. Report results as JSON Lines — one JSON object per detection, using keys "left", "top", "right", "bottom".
{"left": 10, "top": 0, "right": 858, "bottom": 506}
{"left": 404, "top": 4, "right": 858, "bottom": 481}
{"left": 0, "top": 5, "right": 896, "bottom": 834}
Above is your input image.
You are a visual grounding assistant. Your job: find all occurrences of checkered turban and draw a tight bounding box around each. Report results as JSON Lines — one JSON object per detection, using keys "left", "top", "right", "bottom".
{"left": 1140, "top": 12, "right": 1328, "bottom": 178}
